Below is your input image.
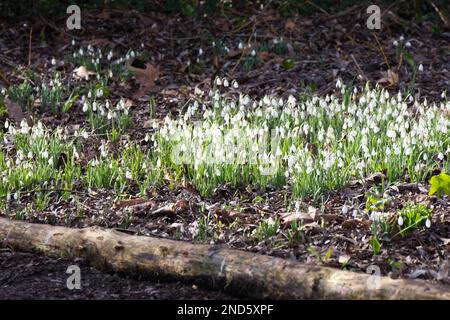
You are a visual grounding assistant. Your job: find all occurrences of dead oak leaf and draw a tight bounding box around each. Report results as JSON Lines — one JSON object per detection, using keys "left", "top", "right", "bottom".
{"left": 126, "top": 62, "right": 160, "bottom": 98}
{"left": 377, "top": 69, "right": 398, "bottom": 87}
{"left": 4, "top": 97, "right": 31, "bottom": 125}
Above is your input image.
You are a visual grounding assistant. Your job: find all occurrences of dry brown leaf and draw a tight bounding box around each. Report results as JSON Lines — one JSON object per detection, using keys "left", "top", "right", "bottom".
{"left": 115, "top": 198, "right": 156, "bottom": 212}
{"left": 214, "top": 18, "right": 231, "bottom": 31}
{"left": 4, "top": 97, "right": 29, "bottom": 125}
{"left": 284, "top": 18, "right": 297, "bottom": 31}
{"left": 227, "top": 49, "right": 243, "bottom": 58}
{"left": 152, "top": 199, "right": 189, "bottom": 216}
{"left": 279, "top": 206, "right": 317, "bottom": 224}
{"left": 126, "top": 62, "right": 160, "bottom": 98}
{"left": 377, "top": 69, "right": 398, "bottom": 87}
{"left": 258, "top": 51, "right": 273, "bottom": 62}
{"left": 73, "top": 66, "right": 96, "bottom": 80}
{"left": 349, "top": 172, "right": 386, "bottom": 186}
{"left": 342, "top": 219, "right": 370, "bottom": 230}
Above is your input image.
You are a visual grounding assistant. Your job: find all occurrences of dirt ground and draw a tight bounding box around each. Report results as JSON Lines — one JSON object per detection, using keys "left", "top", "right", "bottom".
{"left": 0, "top": 249, "right": 231, "bottom": 299}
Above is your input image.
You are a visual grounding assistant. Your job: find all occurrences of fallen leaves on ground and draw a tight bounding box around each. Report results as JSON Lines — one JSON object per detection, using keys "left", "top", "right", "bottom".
{"left": 73, "top": 66, "right": 96, "bottom": 80}
{"left": 126, "top": 61, "right": 160, "bottom": 98}
{"left": 4, "top": 97, "right": 29, "bottom": 125}
{"left": 377, "top": 69, "right": 399, "bottom": 87}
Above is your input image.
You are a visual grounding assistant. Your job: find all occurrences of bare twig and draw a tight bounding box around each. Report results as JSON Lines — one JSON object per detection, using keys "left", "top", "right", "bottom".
{"left": 373, "top": 33, "right": 390, "bottom": 70}
{"left": 28, "top": 27, "right": 33, "bottom": 66}
{"left": 305, "top": 0, "right": 330, "bottom": 16}
{"left": 428, "top": 0, "right": 448, "bottom": 26}
{"left": 350, "top": 54, "right": 368, "bottom": 81}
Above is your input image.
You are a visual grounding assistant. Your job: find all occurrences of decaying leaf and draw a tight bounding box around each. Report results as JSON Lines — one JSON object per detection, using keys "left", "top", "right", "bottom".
{"left": 73, "top": 66, "right": 96, "bottom": 80}
{"left": 349, "top": 172, "right": 386, "bottom": 186}
{"left": 342, "top": 219, "right": 370, "bottom": 230}
{"left": 377, "top": 69, "right": 398, "bottom": 87}
{"left": 4, "top": 97, "right": 30, "bottom": 125}
{"left": 152, "top": 199, "right": 190, "bottom": 216}
{"left": 126, "top": 61, "right": 160, "bottom": 98}
{"left": 279, "top": 206, "right": 317, "bottom": 224}
{"left": 115, "top": 198, "right": 156, "bottom": 212}
{"left": 258, "top": 51, "right": 273, "bottom": 62}
{"left": 338, "top": 254, "right": 351, "bottom": 265}
{"left": 284, "top": 18, "right": 297, "bottom": 31}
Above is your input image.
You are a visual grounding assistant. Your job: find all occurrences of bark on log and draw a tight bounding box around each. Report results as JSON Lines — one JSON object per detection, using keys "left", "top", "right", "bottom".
{"left": 0, "top": 217, "right": 449, "bottom": 299}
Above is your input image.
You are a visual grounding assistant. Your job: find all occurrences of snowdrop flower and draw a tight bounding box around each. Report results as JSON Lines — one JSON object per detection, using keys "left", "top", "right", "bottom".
{"left": 437, "top": 152, "right": 444, "bottom": 161}
{"left": 251, "top": 49, "right": 256, "bottom": 56}
{"left": 418, "top": 64, "right": 424, "bottom": 72}
{"left": 198, "top": 48, "right": 203, "bottom": 56}
{"left": 223, "top": 79, "right": 229, "bottom": 87}
{"left": 215, "top": 77, "right": 222, "bottom": 86}
{"left": 397, "top": 215, "right": 404, "bottom": 226}
{"left": 238, "top": 42, "right": 243, "bottom": 50}
{"left": 125, "top": 170, "right": 132, "bottom": 180}
{"left": 341, "top": 205, "right": 349, "bottom": 215}
{"left": 71, "top": 39, "right": 75, "bottom": 46}
{"left": 405, "top": 41, "right": 411, "bottom": 47}
{"left": 393, "top": 40, "right": 399, "bottom": 46}
{"left": 51, "top": 57, "right": 56, "bottom": 65}
{"left": 232, "top": 80, "right": 239, "bottom": 89}
{"left": 20, "top": 120, "right": 30, "bottom": 134}
{"left": 107, "top": 51, "right": 113, "bottom": 61}
{"left": 425, "top": 218, "right": 431, "bottom": 228}
{"left": 41, "top": 150, "right": 49, "bottom": 159}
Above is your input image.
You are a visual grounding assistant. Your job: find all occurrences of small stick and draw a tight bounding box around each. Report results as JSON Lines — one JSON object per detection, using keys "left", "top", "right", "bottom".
{"left": 428, "top": 0, "right": 448, "bottom": 26}
{"left": 28, "top": 27, "right": 33, "bottom": 66}
{"left": 350, "top": 54, "right": 368, "bottom": 81}
{"left": 373, "top": 33, "right": 390, "bottom": 70}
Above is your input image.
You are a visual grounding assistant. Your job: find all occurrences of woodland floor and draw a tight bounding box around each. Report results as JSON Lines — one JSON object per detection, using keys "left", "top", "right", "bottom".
{"left": 1, "top": 3, "right": 450, "bottom": 299}
{"left": 0, "top": 249, "right": 231, "bottom": 299}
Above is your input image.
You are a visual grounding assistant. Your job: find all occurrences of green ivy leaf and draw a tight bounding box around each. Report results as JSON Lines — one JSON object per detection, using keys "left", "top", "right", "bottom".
{"left": 429, "top": 172, "right": 450, "bottom": 198}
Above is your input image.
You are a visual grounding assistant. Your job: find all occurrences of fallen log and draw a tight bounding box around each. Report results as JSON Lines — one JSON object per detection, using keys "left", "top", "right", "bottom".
{"left": 0, "top": 217, "right": 449, "bottom": 299}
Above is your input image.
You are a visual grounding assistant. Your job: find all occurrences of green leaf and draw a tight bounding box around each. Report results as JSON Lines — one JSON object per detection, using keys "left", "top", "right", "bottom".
{"left": 404, "top": 52, "right": 416, "bottom": 72}
{"left": 370, "top": 237, "right": 381, "bottom": 255}
{"left": 324, "top": 247, "right": 332, "bottom": 262}
{"left": 63, "top": 93, "right": 78, "bottom": 113}
{"left": 429, "top": 172, "right": 450, "bottom": 198}
{"left": 282, "top": 59, "right": 295, "bottom": 70}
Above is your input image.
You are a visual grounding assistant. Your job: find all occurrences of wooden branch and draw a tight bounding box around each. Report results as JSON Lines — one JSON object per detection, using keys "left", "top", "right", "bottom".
{"left": 1, "top": 217, "right": 449, "bottom": 299}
